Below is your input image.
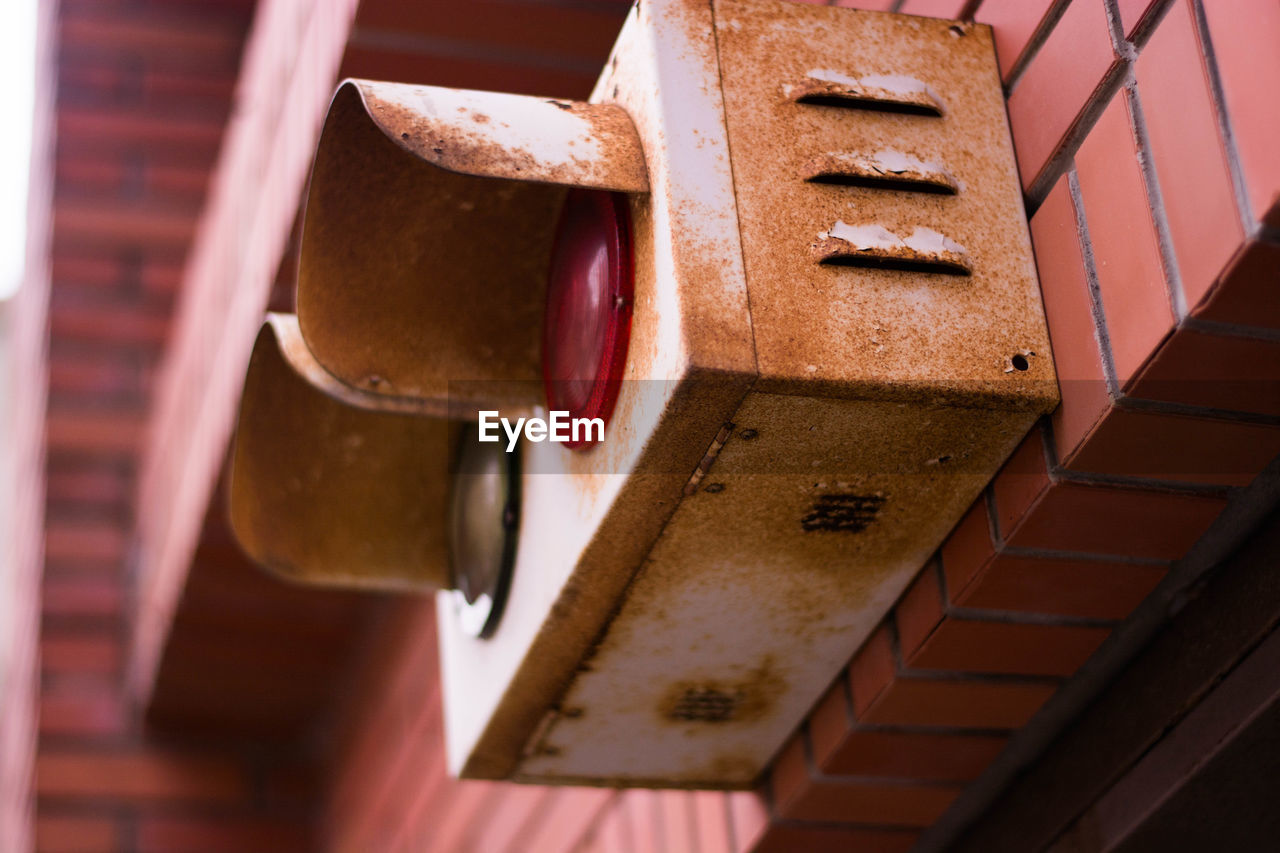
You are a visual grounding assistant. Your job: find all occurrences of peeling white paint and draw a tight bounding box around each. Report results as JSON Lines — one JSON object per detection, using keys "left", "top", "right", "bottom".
{"left": 356, "top": 81, "right": 648, "bottom": 192}
{"left": 870, "top": 148, "right": 943, "bottom": 176}
{"left": 802, "top": 69, "right": 943, "bottom": 110}
{"left": 821, "top": 221, "right": 898, "bottom": 249}
{"left": 904, "top": 226, "right": 967, "bottom": 256}
{"left": 819, "top": 221, "right": 967, "bottom": 260}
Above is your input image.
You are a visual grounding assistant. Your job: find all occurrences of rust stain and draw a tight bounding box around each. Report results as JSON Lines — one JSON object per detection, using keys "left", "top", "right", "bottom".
{"left": 705, "top": 754, "right": 760, "bottom": 783}
{"left": 657, "top": 657, "right": 783, "bottom": 726}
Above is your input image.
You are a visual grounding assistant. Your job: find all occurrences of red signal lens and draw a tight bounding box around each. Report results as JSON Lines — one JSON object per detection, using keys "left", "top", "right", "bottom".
{"left": 542, "top": 189, "right": 634, "bottom": 448}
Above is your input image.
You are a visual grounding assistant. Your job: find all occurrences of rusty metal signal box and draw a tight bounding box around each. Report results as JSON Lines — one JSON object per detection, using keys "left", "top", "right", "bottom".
{"left": 230, "top": 0, "right": 1056, "bottom": 787}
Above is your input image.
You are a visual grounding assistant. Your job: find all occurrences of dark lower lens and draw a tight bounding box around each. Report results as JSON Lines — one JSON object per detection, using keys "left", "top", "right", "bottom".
{"left": 448, "top": 422, "right": 519, "bottom": 638}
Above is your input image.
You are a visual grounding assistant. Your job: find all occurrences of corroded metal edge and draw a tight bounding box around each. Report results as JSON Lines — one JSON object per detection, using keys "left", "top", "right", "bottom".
{"left": 348, "top": 79, "right": 649, "bottom": 192}
{"left": 263, "top": 313, "right": 453, "bottom": 416}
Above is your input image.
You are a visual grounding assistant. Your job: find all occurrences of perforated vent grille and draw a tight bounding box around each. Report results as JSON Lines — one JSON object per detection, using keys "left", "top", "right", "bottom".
{"left": 668, "top": 687, "right": 744, "bottom": 723}
{"left": 802, "top": 493, "right": 885, "bottom": 532}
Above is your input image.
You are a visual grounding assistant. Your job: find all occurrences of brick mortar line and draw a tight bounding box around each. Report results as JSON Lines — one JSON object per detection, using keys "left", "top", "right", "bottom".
{"left": 1126, "top": 0, "right": 1176, "bottom": 49}
{"left": 765, "top": 724, "right": 801, "bottom": 817}
{"left": 34, "top": 739, "right": 298, "bottom": 764}
{"left": 1052, "top": 459, "right": 1243, "bottom": 496}
{"left": 998, "top": 542, "right": 1170, "bottom": 566}
{"left": 1189, "top": 0, "right": 1254, "bottom": 230}
{"left": 799, "top": 718, "right": 820, "bottom": 786}
{"left": 1003, "top": 0, "right": 1073, "bottom": 97}
{"left": 43, "top": 504, "right": 133, "bottom": 524}
{"left": 1125, "top": 77, "right": 1189, "bottom": 320}
{"left": 1038, "top": 411, "right": 1244, "bottom": 498}
{"left": 887, "top": 602, "right": 908, "bottom": 672}
{"left": 848, "top": 721, "right": 1023, "bottom": 738}
{"left": 683, "top": 791, "right": 702, "bottom": 852}
{"left": 1114, "top": 394, "right": 1280, "bottom": 428}
{"left": 1183, "top": 314, "right": 1280, "bottom": 344}
{"left": 894, "top": 668, "right": 1061, "bottom": 686}
{"left": 957, "top": 0, "right": 984, "bottom": 22}
{"left": 1066, "top": 166, "right": 1121, "bottom": 396}
{"left": 33, "top": 796, "right": 285, "bottom": 816}
{"left": 930, "top": 557, "right": 947, "bottom": 614}
{"left": 1024, "top": 60, "right": 1129, "bottom": 214}
{"left": 838, "top": 663, "right": 858, "bottom": 728}
{"left": 768, "top": 817, "right": 925, "bottom": 833}
{"left": 721, "top": 791, "right": 738, "bottom": 853}
{"left": 981, "top": 483, "right": 1002, "bottom": 545}
{"left": 1038, "top": 412, "right": 1062, "bottom": 467}
{"left": 944, "top": 606, "right": 1121, "bottom": 630}
{"left": 1102, "top": 0, "right": 1136, "bottom": 61}
{"left": 808, "top": 770, "right": 968, "bottom": 790}
{"left": 801, "top": 718, "right": 989, "bottom": 789}
{"left": 934, "top": 547, "right": 952, "bottom": 611}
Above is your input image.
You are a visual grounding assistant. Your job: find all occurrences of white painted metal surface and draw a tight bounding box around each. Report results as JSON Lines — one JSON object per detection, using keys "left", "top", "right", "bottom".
{"left": 438, "top": 0, "right": 757, "bottom": 781}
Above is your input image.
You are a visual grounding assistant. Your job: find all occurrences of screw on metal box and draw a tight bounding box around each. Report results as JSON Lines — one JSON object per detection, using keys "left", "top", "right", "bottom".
{"left": 449, "top": 423, "right": 520, "bottom": 639}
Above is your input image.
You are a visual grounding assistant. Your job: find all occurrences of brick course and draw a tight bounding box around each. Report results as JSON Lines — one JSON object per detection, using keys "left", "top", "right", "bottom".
{"left": 28, "top": 2, "right": 326, "bottom": 852}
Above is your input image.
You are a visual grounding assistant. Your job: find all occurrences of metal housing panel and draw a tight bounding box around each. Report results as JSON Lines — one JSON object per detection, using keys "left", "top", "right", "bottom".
{"left": 716, "top": 1, "right": 1055, "bottom": 410}
{"left": 516, "top": 392, "right": 1034, "bottom": 786}
{"left": 506, "top": 0, "right": 1056, "bottom": 787}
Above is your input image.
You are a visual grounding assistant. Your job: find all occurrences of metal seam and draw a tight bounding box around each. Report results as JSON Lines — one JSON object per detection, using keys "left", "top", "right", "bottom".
{"left": 1124, "top": 78, "right": 1189, "bottom": 321}
{"left": 1188, "top": 0, "right": 1254, "bottom": 231}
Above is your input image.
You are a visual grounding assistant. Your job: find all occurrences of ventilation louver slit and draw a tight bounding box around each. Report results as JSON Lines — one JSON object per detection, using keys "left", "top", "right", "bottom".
{"left": 812, "top": 222, "right": 971, "bottom": 276}
{"left": 801, "top": 151, "right": 957, "bottom": 194}
{"left": 788, "top": 70, "right": 943, "bottom": 116}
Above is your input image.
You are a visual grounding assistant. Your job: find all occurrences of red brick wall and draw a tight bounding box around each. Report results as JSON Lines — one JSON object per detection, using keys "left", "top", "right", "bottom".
{"left": 1, "top": 0, "right": 59, "bottom": 847}
{"left": 32, "top": 1, "right": 329, "bottom": 851}
{"left": 321, "top": 1, "right": 1280, "bottom": 851}
{"left": 131, "top": 0, "right": 361, "bottom": 705}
